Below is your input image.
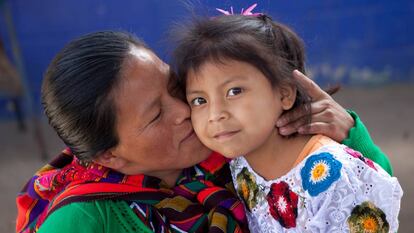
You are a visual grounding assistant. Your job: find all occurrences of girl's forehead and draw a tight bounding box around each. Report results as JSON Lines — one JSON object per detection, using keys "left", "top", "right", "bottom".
{"left": 186, "top": 60, "right": 265, "bottom": 88}
{"left": 194, "top": 59, "right": 257, "bottom": 75}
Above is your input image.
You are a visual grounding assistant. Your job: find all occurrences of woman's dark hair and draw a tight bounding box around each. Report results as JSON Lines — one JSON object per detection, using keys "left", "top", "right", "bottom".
{"left": 172, "top": 14, "right": 312, "bottom": 117}
{"left": 42, "top": 31, "right": 147, "bottom": 161}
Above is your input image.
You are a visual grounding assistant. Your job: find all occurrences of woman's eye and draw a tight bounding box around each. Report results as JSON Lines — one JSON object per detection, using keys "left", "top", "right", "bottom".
{"left": 150, "top": 111, "right": 161, "bottom": 124}
{"left": 190, "top": 97, "right": 207, "bottom": 106}
{"left": 227, "top": 87, "right": 243, "bottom": 97}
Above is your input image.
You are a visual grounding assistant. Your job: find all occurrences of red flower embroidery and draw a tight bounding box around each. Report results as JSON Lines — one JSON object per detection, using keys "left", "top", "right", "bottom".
{"left": 266, "top": 181, "right": 298, "bottom": 229}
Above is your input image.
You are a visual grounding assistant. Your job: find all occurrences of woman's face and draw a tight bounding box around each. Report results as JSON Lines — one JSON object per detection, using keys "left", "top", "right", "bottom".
{"left": 108, "top": 47, "right": 210, "bottom": 179}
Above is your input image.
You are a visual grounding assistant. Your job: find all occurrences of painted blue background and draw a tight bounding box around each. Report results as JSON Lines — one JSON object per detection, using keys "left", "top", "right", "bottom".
{"left": 0, "top": 0, "right": 413, "bottom": 118}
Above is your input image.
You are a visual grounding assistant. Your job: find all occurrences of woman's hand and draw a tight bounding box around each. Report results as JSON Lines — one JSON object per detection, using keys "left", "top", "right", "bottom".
{"left": 276, "top": 70, "right": 354, "bottom": 142}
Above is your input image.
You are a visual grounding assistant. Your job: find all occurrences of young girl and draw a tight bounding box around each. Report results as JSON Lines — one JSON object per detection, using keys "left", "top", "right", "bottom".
{"left": 172, "top": 12, "right": 402, "bottom": 232}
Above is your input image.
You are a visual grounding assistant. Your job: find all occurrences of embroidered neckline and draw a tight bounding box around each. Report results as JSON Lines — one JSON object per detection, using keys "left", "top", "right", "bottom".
{"left": 233, "top": 135, "right": 337, "bottom": 185}
{"left": 233, "top": 145, "right": 338, "bottom": 187}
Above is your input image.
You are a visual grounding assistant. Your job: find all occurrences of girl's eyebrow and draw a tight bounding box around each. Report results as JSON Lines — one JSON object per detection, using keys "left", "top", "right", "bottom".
{"left": 186, "top": 90, "right": 204, "bottom": 96}
{"left": 187, "top": 76, "right": 246, "bottom": 95}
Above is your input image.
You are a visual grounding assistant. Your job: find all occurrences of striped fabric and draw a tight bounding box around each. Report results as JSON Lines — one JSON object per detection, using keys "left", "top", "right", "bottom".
{"left": 16, "top": 149, "right": 248, "bottom": 233}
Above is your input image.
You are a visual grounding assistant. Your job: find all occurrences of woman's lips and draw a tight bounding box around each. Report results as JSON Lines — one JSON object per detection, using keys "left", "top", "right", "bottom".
{"left": 213, "top": 130, "right": 240, "bottom": 141}
{"left": 181, "top": 129, "right": 195, "bottom": 143}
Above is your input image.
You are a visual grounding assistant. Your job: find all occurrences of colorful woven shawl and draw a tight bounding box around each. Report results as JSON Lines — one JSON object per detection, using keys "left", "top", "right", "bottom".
{"left": 16, "top": 149, "right": 248, "bottom": 233}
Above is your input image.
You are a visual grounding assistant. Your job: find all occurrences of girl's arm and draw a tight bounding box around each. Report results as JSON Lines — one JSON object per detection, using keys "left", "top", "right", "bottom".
{"left": 277, "top": 70, "right": 393, "bottom": 175}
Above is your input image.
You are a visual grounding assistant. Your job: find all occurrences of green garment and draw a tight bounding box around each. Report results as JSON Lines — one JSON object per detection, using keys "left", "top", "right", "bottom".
{"left": 342, "top": 110, "right": 393, "bottom": 175}
{"left": 37, "top": 111, "right": 393, "bottom": 232}
{"left": 38, "top": 200, "right": 153, "bottom": 233}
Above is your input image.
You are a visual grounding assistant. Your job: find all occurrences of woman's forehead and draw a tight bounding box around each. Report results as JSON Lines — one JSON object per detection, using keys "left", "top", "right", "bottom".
{"left": 114, "top": 52, "right": 170, "bottom": 114}
{"left": 129, "top": 46, "right": 155, "bottom": 64}
{"left": 126, "top": 46, "right": 169, "bottom": 74}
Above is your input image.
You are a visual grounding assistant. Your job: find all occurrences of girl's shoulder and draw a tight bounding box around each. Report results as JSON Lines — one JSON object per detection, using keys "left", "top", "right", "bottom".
{"left": 306, "top": 142, "right": 391, "bottom": 179}
{"left": 300, "top": 141, "right": 398, "bottom": 198}
{"left": 301, "top": 143, "right": 402, "bottom": 232}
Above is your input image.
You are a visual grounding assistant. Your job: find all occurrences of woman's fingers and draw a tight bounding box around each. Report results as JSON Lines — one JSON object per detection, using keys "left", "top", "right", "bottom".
{"left": 277, "top": 70, "right": 355, "bottom": 141}
{"left": 277, "top": 98, "right": 328, "bottom": 128}
{"left": 298, "top": 122, "right": 330, "bottom": 135}
{"left": 278, "top": 111, "right": 329, "bottom": 136}
{"left": 277, "top": 105, "right": 309, "bottom": 127}
{"left": 278, "top": 114, "right": 308, "bottom": 136}
{"left": 308, "top": 98, "right": 354, "bottom": 141}
{"left": 292, "top": 70, "right": 330, "bottom": 100}
{"left": 277, "top": 70, "right": 331, "bottom": 127}
{"left": 278, "top": 99, "right": 354, "bottom": 141}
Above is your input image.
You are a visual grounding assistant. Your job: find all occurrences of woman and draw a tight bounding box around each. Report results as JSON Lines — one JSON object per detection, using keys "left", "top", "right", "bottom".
{"left": 16, "top": 31, "right": 392, "bottom": 233}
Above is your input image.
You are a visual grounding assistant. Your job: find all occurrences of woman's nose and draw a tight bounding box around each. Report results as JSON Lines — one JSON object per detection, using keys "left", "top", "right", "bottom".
{"left": 171, "top": 96, "right": 191, "bottom": 125}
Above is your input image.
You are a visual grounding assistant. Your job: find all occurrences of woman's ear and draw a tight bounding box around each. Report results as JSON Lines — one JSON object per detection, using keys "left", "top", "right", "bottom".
{"left": 93, "top": 149, "right": 127, "bottom": 171}
{"left": 279, "top": 84, "right": 297, "bottom": 110}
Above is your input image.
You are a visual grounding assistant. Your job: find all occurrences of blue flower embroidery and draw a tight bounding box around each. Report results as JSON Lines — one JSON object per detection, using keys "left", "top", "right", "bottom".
{"left": 301, "top": 152, "right": 342, "bottom": 196}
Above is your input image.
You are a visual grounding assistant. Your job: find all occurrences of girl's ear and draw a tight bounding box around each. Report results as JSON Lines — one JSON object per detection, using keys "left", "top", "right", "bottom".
{"left": 279, "top": 84, "right": 297, "bottom": 110}
{"left": 93, "top": 149, "right": 128, "bottom": 171}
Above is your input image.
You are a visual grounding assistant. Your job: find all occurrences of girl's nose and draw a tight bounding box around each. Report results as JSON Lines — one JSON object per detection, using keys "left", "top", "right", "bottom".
{"left": 208, "top": 101, "right": 229, "bottom": 123}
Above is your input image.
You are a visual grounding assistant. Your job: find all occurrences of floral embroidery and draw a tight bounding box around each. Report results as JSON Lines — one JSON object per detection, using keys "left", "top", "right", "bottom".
{"left": 345, "top": 147, "right": 377, "bottom": 171}
{"left": 347, "top": 201, "right": 389, "bottom": 233}
{"left": 266, "top": 181, "right": 298, "bottom": 229}
{"left": 345, "top": 147, "right": 363, "bottom": 159}
{"left": 236, "top": 167, "right": 259, "bottom": 211}
{"left": 364, "top": 159, "right": 377, "bottom": 171}
{"left": 301, "top": 152, "right": 342, "bottom": 196}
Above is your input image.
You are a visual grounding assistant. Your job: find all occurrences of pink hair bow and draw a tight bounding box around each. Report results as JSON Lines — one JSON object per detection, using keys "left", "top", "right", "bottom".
{"left": 216, "top": 3, "right": 262, "bottom": 16}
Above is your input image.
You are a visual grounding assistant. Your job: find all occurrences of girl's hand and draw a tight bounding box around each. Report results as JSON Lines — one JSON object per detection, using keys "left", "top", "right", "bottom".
{"left": 276, "top": 70, "right": 354, "bottom": 142}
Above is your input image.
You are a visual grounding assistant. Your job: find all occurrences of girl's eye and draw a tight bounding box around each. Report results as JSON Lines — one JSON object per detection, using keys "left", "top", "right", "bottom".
{"left": 191, "top": 97, "right": 207, "bottom": 106}
{"left": 227, "top": 87, "right": 243, "bottom": 97}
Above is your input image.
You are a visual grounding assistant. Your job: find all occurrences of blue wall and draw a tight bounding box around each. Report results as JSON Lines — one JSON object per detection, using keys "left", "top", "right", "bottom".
{"left": 0, "top": 0, "right": 413, "bottom": 118}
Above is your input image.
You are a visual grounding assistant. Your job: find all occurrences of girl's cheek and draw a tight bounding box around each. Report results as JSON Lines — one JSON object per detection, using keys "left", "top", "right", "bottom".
{"left": 191, "top": 112, "right": 206, "bottom": 133}
{"left": 191, "top": 110, "right": 198, "bottom": 125}
{"left": 190, "top": 111, "right": 201, "bottom": 126}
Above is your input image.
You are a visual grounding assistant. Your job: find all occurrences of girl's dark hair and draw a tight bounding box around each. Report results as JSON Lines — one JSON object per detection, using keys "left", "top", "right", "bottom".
{"left": 42, "top": 31, "right": 147, "bottom": 161}
{"left": 172, "top": 14, "right": 312, "bottom": 117}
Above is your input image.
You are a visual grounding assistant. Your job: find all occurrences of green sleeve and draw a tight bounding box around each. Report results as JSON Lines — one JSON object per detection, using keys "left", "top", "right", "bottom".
{"left": 341, "top": 110, "right": 393, "bottom": 175}
{"left": 38, "top": 200, "right": 153, "bottom": 233}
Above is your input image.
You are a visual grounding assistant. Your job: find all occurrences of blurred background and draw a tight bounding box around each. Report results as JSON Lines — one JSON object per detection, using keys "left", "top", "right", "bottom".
{"left": 0, "top": 0, "right": 413, "bottom": 232}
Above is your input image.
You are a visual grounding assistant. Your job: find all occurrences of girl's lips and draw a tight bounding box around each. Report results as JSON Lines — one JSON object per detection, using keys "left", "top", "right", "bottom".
{"left": 213, "top": 130, "right": 240, "bottom": 141}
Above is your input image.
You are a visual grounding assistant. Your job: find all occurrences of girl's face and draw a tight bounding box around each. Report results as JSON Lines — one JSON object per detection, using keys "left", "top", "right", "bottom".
{"left": 186, "top": 59, "right": 292, "bottom": 158}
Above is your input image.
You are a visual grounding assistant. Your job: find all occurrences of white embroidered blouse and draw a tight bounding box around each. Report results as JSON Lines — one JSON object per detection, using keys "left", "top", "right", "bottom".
{"left": 229, "top": 135, "right": 402, "bottom": 232}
